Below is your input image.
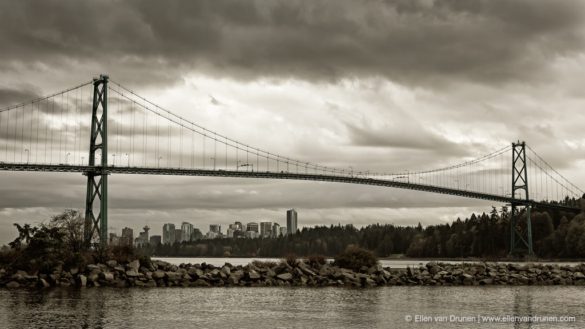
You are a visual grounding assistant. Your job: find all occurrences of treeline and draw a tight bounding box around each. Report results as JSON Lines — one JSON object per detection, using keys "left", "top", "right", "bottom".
{"left": 142, "top": 204, "right": 585, "bottom": 259}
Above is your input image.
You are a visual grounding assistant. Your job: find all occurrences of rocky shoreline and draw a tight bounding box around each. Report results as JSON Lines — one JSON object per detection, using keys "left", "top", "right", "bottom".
{"left": 2, "top": 259, "right": 585, "bottom": 289}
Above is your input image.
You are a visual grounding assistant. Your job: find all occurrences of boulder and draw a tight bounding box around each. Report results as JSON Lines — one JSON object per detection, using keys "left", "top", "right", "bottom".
{"left": 228, "top": 275, "right": 239, "bottom": 285}
{"left": 87, "top": 264, "right": 100, "bottom": 272}
{"left": 152, "top": 271, "right": 166, "bottom": 280}
{"left": 191, "top": 279, "right": 211, "bottom": 287}
{"left": 248, "top": 270, "right": 261, "bottom": 280}
{"left": 6, "top": 281, "right": 20, "bottom": 288}
{"left": 127, "top": 260, "right": 140, "bottom": 272}
{"left": 88, "top": 273, "right": 100, "bottom": 283}
{"left": 166, "top": 272, "right": 182, "bottom": 281}
{"left": 106, "top": 260, "right": 118, "bottom": 268}
{"left": 12, "top": 270, "right": 27, "bottom": 281}
{"left": 101, "top": 272, "right": 115, "bottom": 281}
{"left": 277, "top": 273, "right": 293, "bottom": 281}
{"left": 367, "top": 264, "right": 384, "bottom": 275}
{"left": 78, "top": 275, "right": 87, "bottom": 287}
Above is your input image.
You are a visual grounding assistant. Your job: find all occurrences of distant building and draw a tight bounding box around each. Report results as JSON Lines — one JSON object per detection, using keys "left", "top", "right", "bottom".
{"left": 233, "top": 230, "right": 246, "bottom": 238}
{"left": 246, "top": 222, "right": 259, "bottom": 233}
{"left": 150, "top": 235, "right": 162, "bottom": 246}
{"left": 135, "top": 225, "right": 150, "bottom": 246}
{"left": 279, "top": 226, "right": 287, "bottom": 237}
{"left": 260, "top": 221, "right": 273, "bottom": 238}
{"left": 206, "top": 231, "right": 222, "bottom": 239}
{"left": 287, "top": 209, "right": 298, "bottom": 235}
{"left": 175, "top": 229, "right": 182, "bottom": 243}
{"left": 121, "top": 227, "right": 134, "bottom": 246}
{"left": 162, "top": 223, "right": 175, "bottom": 244}
{"left": 245, "top": 231, "right": 259, "bottom": 239}
{"left": 272, "top": 223, "right": 281, "bottom": 238}
{"left": 181, "top": 222, "right": 194, "bottom": 242}
{"left": 109, "top": 233, "right": 120, "bottom": 246}
{"left": 192, "top": 228, "right": 203, "bottom": 240}
{"left": 209, "top": 224, "right": 221, "bottom": 234}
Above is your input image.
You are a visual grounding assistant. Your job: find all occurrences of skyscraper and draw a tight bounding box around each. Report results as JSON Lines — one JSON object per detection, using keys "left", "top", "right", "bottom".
{"left": 149, "top": 235, "right": 162, "bottom": 245}
{"left": 287, "top": 209, "right": 298, "bottom": 235}
{"left": 181, "top": 222, "right": 194, "bottom": 242}
{"left": 162, "top": 223, "right": 176, "bottom": 244}
{"left": 260, "top": 221, "right": 273, "bottom": 238}
{"left": 121, "top": 227, "right": 134, "bottom": 246}
{"left": 246, "top": 222, "right": 259, "bottom": 233}
{"left": 209, "top": 224, "right": 221, "bottom": 234}
{"left": 272, "top": 223, "right": 281, "bottom": 238}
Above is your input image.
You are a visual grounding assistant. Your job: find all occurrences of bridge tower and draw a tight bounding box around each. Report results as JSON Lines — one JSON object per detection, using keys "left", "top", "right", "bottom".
{"left": 84, "top": 74, "right": 109, "bottom": 247}
{"left": 510, "top": 141, "right": 533, "bottom": 256}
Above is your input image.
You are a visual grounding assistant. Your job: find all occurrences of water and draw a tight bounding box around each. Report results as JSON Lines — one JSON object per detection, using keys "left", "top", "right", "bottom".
{"left": 153, "top": 257, "right": 584, "bottom": 269}
{"left": 0, "top": 286, "right": 583, "bottom": 328}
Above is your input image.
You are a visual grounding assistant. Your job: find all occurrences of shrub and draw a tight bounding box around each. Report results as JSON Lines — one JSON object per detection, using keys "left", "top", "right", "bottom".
{"left": 333, "top": 245, "right": 378, "bottom": 272}
{"left": 307, "top": 254, "right": 327, "bottom": 267}
{"left": 283, "top": 253, "right": 299, "bottom": 267}
{"left": 107, "top": 244, "right": 137, "bottom": 264}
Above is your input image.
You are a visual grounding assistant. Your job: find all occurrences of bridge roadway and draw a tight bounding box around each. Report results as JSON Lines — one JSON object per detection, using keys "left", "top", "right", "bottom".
{"left": 0, "top": 162, "right": 579, "bottom": 213}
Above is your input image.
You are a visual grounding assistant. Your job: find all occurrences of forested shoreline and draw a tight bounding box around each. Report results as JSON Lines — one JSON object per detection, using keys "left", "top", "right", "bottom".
{"left": 145, "top": 202, "right": 585, "bottom": 259}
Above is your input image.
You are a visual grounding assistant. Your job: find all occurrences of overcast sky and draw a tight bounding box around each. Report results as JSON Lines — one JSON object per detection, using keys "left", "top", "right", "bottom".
{"left": 1, "top": 0, "right": 585, "bottom": 242}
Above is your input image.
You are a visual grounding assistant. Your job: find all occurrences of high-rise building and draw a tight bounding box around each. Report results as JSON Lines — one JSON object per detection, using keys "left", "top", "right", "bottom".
{"left": 181, "top": 222, "right": 194, "bottom": 242}
{"left": 162, "top": 223, "right": 176, "bottom": 244}
{"left": 272, "top": 223, "right": 281, "bottom": 238}
{"left": 287, "top": 209, "right": 298, "bottom": 235}
{"left": 150, "top": 235, "right": 162, "bottom": 245}
{"left": 260, "top": 221, "right": 273, "bottom": 238}
{"left": 246, "top": 222, "right": 259, "bottom": 233}
{"left": 135, "top": 225, "right": 150, "bottom": 246}
{"left": 175, "top": 229, "right": 182, "bottom": 243}
{"left": 279, "top": 226, "right": 287, "bottom": 237}
{"left": 121, "top": 227, "right": 134, "bottom": 246}
{"left": 210, "top": 224, "right": 221, "bottom": 234}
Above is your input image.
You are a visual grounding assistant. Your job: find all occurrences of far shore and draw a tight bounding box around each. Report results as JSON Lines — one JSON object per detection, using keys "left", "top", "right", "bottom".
{"left": 151, "top": 255, "right": 585, "bottom": 263}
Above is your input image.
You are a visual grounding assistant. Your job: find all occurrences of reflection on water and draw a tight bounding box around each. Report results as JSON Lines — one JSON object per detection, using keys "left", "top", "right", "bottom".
{"left": 0, "top": 286, "right": 582, "bottom": 328}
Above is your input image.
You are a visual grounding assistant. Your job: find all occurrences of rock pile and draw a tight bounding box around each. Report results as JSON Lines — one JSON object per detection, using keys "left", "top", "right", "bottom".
{"left": 1, "top": 260, "right": 585, "bottom": 288}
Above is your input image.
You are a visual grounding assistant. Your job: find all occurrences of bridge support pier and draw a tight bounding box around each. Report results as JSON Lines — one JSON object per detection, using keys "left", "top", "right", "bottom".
{"left": 510, "top": 141, "right": 533, "bottom": 256}
{"left": 84, "top": 75, "right": 109, "bottom": 248}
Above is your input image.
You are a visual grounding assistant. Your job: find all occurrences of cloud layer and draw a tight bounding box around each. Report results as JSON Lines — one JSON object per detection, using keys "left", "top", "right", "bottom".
{"left": 1, "top": 0, "right": 585, "bottom": 240}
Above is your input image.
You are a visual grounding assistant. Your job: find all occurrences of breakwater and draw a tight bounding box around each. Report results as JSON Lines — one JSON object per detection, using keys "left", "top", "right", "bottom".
{"left": 2, "top": 259, "right": 585, "bottom": 288}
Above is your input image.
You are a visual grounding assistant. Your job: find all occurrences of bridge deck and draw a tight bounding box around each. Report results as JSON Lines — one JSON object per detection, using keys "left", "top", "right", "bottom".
{"left": 0, "top": 163, "right": 579, "bottom": 212}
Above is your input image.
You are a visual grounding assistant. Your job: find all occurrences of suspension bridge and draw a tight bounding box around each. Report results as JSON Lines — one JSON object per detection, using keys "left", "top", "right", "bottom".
{"left": 0, "top": 75, "right": 583, "bottom": 255}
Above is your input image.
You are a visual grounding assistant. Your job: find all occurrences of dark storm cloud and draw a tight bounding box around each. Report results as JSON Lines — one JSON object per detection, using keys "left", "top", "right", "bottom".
{"left": 1, "top": 0, "right": 584, "bottom": 87}
{"left": 0, "top": 88, "right": 41, "bottom": 107}
{"left": 346, "top": 122, "right": 467, "bottom": 156}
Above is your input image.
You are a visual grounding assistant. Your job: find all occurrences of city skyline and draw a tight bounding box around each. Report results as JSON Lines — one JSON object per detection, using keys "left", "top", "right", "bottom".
{"left": 112, "top": 208, "right": 300, "bottom": 243}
